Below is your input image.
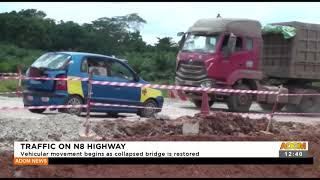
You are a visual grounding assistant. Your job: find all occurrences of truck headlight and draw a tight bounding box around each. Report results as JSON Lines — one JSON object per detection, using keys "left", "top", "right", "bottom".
{"left": 200, "top": 81, "right": 212, "bottom": 88}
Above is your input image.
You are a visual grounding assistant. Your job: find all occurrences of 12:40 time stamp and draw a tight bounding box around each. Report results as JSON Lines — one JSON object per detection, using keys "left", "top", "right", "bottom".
{"left": 279, "top": 150, "right": 309, "bottom": 158}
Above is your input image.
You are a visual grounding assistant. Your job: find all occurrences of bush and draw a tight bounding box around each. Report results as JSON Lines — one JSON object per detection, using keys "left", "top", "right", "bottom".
{"left": 0, "top": 43, "right": 43, "bottom": 73}
{"left": 0, "top": 80, "right": 18, "bottom": 92}
{"left": 123, "top": 50, "right": 177, "bottom": 84}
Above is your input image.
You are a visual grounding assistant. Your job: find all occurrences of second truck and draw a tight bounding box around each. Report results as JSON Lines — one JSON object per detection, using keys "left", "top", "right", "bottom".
{"left": 175, "top": 18, "right": 320, "bottom": 113}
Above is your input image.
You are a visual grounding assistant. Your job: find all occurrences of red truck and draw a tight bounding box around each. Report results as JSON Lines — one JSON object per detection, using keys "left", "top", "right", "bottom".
{"left": 175, "top": 18, "right": 320, "bottom": 112}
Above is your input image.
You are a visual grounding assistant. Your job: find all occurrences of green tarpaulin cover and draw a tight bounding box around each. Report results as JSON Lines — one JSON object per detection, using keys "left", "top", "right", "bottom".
{"left": 262, "top": 25, "right": 296, "bottom": 39}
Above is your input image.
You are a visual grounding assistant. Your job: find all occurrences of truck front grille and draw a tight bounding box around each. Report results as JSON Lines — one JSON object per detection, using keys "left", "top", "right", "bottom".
{"left": 176, "top": 60, "right": 207, "bottom": 81}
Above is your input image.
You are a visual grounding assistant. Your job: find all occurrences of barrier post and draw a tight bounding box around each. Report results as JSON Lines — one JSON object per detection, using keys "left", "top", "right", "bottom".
{"left": 200, "top": 91, "right": 210, "bottom": 114}
{"left": 16, "top": 65, "right": 22, "bottom": 97}
{"left": 266, "top": 86, "right": 282, "bottom": 132}
{"left": 85, "top": 71, "right": 93, "bottom": 136}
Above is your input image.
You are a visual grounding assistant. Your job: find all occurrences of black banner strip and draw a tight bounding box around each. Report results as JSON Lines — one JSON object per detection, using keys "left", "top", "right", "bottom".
{"left": 49, "top": 157, "right": 314, "bottom": 165}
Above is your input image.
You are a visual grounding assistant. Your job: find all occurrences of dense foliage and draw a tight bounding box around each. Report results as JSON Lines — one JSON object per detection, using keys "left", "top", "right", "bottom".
{"left": 0, "top": 9, "right": 179, "bottom": 83}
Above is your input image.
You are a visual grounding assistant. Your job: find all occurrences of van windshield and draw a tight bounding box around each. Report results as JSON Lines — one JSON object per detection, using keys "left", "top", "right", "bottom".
{"left": 181, "top": 34, "right": 218, "bottom": 53}
{"left": 31, "top": 53, "right": 71, "bottom": 70}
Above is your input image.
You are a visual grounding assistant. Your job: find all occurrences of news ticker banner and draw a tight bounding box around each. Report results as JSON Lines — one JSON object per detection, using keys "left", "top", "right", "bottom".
{"left": 13, "top": 141, "right": 313, "bottom": 165}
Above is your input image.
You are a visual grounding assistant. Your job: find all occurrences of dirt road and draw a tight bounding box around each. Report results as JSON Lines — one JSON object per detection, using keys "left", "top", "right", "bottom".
{"left": 0, "top": 96, "right": 319, "bottom": 124}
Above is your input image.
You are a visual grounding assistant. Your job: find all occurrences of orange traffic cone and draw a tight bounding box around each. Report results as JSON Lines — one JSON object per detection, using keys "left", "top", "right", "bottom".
{"left": 169, "top": 90, "right": 176, "bottom": 99}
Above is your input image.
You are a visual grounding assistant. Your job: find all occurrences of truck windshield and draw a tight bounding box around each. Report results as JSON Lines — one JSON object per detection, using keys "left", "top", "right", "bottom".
{"left": 31, "top": 53, "right": 71, "bottom": 70}
{"left": 181, "top": 34, "right": 218, "bottom": 53}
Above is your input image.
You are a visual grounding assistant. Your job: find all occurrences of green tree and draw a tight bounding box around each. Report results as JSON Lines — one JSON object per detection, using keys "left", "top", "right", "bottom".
{"left": 0, "top": 9, "right": 180, "bottom": 84}
{"left": 0, "top": 62, "right": 11, "bottom": 72}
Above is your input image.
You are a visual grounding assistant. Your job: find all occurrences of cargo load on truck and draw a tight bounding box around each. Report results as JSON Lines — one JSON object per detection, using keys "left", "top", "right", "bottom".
{"left": 261, "top": 21, "right": 320, "bottom": 81}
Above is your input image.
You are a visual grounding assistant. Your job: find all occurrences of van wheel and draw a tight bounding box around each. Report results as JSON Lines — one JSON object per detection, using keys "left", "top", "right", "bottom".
{"left": 107, "top": 112, "right": 118, "bottom": 118}
{"left": 64, "top": 95, "right": 84, "bottom": 116}
{"left": 138, "top": 99, "right": 158, "bottom": 118}
{"left": 29, "top": 108, "right": 46, "bottom": 114}
{"left": 227, "top": 84, "right": 252, "bottom": 112}
{"left": 192, "top": 99, "right": 214, "bottom": 108}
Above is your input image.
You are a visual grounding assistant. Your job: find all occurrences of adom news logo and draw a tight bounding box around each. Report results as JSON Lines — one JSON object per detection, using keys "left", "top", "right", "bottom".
{"left": 279, "top": 142, "right": 307, "bottom": 150}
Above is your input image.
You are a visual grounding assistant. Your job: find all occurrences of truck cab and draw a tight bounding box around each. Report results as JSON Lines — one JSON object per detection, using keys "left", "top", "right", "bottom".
{"left": 176, "top": 18, "right": 263, "bottom": 112}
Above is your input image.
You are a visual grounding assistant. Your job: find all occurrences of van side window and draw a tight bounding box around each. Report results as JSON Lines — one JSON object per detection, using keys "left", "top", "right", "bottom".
{"left": 246, "top": 38, "right": 253, "bottom": 50}
{"left": 81, "top": 57, "right": 109, "bottom": 77}
{"left": 109, "top": 61, "right": 134, "bottom": 81}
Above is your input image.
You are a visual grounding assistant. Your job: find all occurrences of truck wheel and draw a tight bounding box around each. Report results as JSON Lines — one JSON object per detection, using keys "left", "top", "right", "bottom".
{"left": 227, "top": 84, "right": 252, "bottom": 112}
{"left": 138, "top": 99, "right": 158, "bottom": 118}
{"left": 259, "top": 103, "right": 285, "bottom": 111}
{"left": 298, "top": 96, "right": 320, "bottom": 113}
{"left": 192, "top": 99, "right": 214, "bottom": 108}
{"left": 63, "top": 95, "right": 84, "bottom": 116}
{"left": 28, "top": 108, "right": 46, "bottom": 114}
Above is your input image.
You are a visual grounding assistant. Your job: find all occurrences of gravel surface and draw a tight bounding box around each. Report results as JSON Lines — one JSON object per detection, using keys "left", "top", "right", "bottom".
{"left": 0, "top": 96, "right": 320, "bottom": 124}
{"left": 0, "top": 113, "right": 83, "bottom": 151}
{"left": 1, "top": 96, "right": 320, "bottom": 178}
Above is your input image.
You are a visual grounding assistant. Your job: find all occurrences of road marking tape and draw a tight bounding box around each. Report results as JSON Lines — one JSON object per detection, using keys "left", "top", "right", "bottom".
{"left": 0, "top": 75, "right": 320, "bottom": 97}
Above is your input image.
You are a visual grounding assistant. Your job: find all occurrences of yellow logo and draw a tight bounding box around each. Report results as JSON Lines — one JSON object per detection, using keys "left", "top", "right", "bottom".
{"left": 280, "top": 142, "right": 307, "bottom": 150}
{"left": 142, "top": 88, "right": 147, "bottom": 96}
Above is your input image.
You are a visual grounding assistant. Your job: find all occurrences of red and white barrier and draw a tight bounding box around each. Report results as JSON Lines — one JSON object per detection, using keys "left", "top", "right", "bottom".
{"left": 0, "top": 102, "right": 160, "bottom": 111}
{"left": 0, "top": 93, "right": 319, "bottom": 118}
{"left": 90, "top": 102, "right": 162, "bottom": 110}
{"left": 0, "top": 70, "right": 319, "bottom": 138}
{"left": 0, "top": 101, "right": 319, "bottom": 117}
{"left": 0, "top": 75, "right": 280, "bottom": 95}
{"left": 22, "top": 76, "right": 89, "bottom": 81}
{"left": 0, "top": 73, "right": 19, "bottom": 76}
{"left": 0, "top": 76, "right": 89, "bottom": 81}
{"left": 0, "top": 91, "right": 22, "bottom": 95}
{"left": 280, "top": 93, "right": 320, "bottom": 96}
{"left": 90, "top": 80, "right": 281, "bottom": 95}
{"left": 0, "top": 76, "right": 20, "bottom": 80}
{"left": 0, "top": 104, "right": 87, "bottom": 111}
{"left": 274, "top": 112, "right": 320, "bottom": 116}
{"left": 91, "top": 102, "right": 273, "bottom": 117}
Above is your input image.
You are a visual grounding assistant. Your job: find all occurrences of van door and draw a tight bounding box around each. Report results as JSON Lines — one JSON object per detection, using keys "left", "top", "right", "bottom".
{"left": 106, "top": 59, "right": 141, "bottom": 106}
{"left": 81, "top": 56, "right": 115, "bottom": 104}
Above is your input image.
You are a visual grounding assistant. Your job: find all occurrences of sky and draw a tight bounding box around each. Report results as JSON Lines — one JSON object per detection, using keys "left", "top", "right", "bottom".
{"left": 1, "top": 2, "right": 320, "bottom": 45}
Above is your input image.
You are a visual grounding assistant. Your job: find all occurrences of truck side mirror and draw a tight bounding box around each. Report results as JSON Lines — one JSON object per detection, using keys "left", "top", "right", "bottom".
{"left": 178, "top": 33, "right": 186, "bottom": 49}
